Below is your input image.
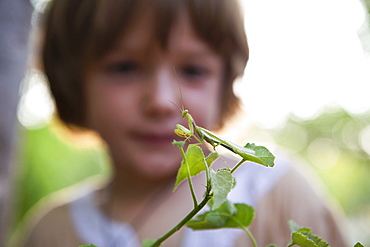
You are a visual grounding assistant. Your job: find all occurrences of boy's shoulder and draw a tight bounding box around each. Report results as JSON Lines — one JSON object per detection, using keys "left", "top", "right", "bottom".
{"left": 20, "top": 195, "right": 83, "bottom": 247}
{"left": 19, "top": 177, "right": 106, "bottom": 247}
{"left": 246, "top": 155, "right": 349, "bottom": 247}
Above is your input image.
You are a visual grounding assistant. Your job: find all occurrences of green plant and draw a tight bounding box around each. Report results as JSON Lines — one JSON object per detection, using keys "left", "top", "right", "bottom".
{"left": 138, "top": 109, "right": 274, "bottom": 247}
{"left": 80, "top": 109, "right": 363, "bottom": 247}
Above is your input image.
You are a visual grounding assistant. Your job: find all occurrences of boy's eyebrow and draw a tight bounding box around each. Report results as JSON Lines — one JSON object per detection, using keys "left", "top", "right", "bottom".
{"left": 175, "top": 47, "right": 221, "bottom": 60}
{"left": 102, "top": 45, "right": 153, "bottom": 59}
{"left": 174, "top": 41, "right": 222, "bottom": 59}
{"left": 102, "top": 35, "right": 221, "bottom": 61}
{"left": 103, "top": 46, "right": 220, "bottom": 60}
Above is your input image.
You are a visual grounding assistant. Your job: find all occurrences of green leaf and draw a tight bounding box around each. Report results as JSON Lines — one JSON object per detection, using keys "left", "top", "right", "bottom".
{"left": 142, "top": 239, "right": 156, "bottom": 247}
{"left": 210, "top": 169, "right": 235, "bottom": 210}
{"left": 223, "top": 203, "right": 254, "bottom": 228}
{"left": 207, "top": 199, "right": 237, "bottom": 215}
{"left": 186, "top": 201, "right": 254, "bottom": 230}
{"left": 186, "top": 209, "right": 229, "bottom": 229}
{"left": 288, "top": 220, "right": 310, "bottom": 233}
{"left": 244, "top": 143, "right": 275, "bottom": 167}
{"left": 205, "top": 151, "right": 220, "bottom": 167}
{"left": 173, "top": 144, "right": 207, "bottom": 191}
{"left": 186, "top": 200, "right": 236, "bottom": 230}
{"left": 291, "top": 232, "right": 329, "bottom": 247}
{"left": 354, "top": 243, "right": 364, "bottom": 247}
{"left": 79, "top": 245, "right": 98, "bottom": 247}
{"left": 288, "top": 221, "right": 329, "bottom": 247}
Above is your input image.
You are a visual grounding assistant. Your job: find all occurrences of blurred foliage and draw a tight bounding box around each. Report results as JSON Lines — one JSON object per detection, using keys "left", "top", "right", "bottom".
{"left": 13, "top": 124, "right": 110, "bottom": 227}
{"left": 360, "top": 0, "right": 370, "bottom": 16}
{"left": 267, "top": 108, "right": 370, "bottom": 213}
{"left": 359, "top": 0, "right": 370, "bottom": 54}
{"left": 262, "top": 107, "right": 370, "bottom": 245}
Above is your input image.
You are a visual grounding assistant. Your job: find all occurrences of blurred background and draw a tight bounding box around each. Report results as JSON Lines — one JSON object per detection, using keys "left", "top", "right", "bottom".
{"left": 10, "top": 0, "right": 370, "bottom": 245}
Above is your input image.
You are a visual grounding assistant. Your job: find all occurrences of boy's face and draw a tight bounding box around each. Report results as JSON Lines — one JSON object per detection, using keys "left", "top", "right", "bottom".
{"left": 85, "top": 13, "right": 224, "bottom": 181}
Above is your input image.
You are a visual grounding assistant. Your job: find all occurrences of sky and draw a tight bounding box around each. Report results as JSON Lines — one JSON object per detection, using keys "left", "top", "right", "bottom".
{"left": 238, "top": 0, "right": 370, "bottom": 128}
{"left": 18, "top": 0, "right": 370, "bottom": 129}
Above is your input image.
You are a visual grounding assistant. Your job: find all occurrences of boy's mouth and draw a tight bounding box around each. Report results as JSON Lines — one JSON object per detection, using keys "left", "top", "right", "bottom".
{"left": 131, "top": 132, "right": 178, "bottom": 147}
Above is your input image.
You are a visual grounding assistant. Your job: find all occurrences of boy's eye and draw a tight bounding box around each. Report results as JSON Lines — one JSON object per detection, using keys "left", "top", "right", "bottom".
{"left": 106, "top": 61, "right": 138, "bottom": 73}
{"left": 180, "top": 65, "right": 209, "bottom": 78}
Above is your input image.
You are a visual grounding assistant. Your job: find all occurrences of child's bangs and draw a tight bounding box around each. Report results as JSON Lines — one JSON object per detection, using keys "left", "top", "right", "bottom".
{"left": 186, "top": 0, "right": 248, "bottom": 63}
{"left": 87, "top": 0, "right": 246, "bottom": 62}
{"left": 87, "top": 0, "right": 181, "bottom": 61}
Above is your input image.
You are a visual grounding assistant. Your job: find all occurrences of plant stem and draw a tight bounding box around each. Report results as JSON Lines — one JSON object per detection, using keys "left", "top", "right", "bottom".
{"left": 150, "top": 191, "right": 213, "bottom": 247}
{"left": 230, "top": 159, "right": 246, "bottom": 174}
{"left": 178, "top": 146, "right": 198, "bottom": 208}
{"left": 230, "top": 217, "right": 258, "bottom": 247}
{"left": 241, "top": 227, "right": 258, "bottom": 247}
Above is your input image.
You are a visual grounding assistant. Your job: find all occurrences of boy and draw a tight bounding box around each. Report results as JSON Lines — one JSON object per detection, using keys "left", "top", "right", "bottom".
{"left": 21, "top": 0, "right": 347, "bottom": 246}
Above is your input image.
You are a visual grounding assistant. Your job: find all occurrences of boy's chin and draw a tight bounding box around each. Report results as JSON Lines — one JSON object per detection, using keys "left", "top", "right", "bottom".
{"left": 133, "top": 159, "right": 180, "bottom": 182}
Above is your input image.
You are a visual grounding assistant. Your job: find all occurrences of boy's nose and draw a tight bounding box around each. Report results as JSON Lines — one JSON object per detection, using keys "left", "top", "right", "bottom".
{"left": 143, "top": 67, "right": 179, "bottom": 119}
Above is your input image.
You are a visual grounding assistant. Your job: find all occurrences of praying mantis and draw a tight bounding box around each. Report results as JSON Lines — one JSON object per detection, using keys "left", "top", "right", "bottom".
{"left": 174, "top": 108, "right": 275, "bottom": 171}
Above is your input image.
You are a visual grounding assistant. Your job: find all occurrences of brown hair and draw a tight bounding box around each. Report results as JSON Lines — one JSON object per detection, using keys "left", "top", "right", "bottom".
{"left": 42, "top": 0, "right": 249, "bottom": 129}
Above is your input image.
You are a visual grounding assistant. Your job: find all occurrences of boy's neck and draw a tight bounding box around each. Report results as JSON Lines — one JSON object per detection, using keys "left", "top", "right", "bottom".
{"left": 109, "top": 173, "right": 174, "bottom": 201}
{"left": 97, "top": 173, "right": 176, "bottom": 225}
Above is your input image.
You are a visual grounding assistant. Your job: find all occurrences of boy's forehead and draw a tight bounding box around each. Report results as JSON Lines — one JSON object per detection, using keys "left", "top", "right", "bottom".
{"left": 111, "top": 13, "right": 216, "bottom": 57}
